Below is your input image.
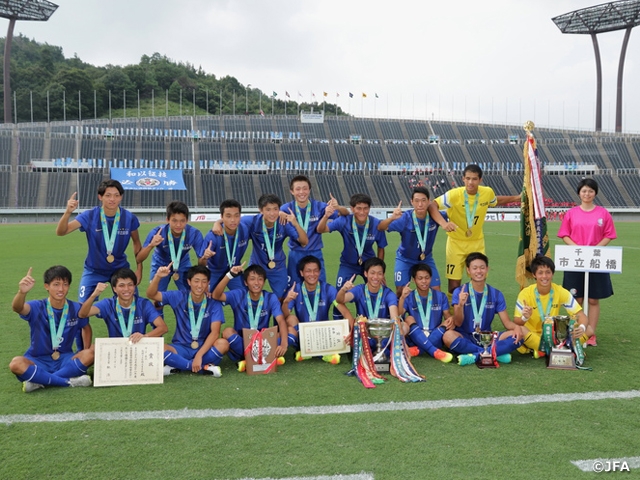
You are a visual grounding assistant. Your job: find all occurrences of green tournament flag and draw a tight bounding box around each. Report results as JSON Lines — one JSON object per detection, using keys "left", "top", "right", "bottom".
{"left": 516, "top": 121, "right": 550, "bottom": 289}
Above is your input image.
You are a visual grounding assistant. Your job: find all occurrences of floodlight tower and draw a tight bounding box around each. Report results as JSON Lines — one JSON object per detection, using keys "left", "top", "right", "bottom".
{"left": 552, "top": 1, "right": 640, "bottom": 133}
{"left": 1, "top": 0, "right": 58, "bottom": 124}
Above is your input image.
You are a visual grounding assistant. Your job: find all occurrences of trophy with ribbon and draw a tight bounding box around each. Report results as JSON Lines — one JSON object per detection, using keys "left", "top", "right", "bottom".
{"left": 366, "top": 318, "right": 394, "bottom": 372}
{"left": 544, "top": 315, "right": 577, "bottom": 370}
{"left": 472, "top": 330, "right": 498, "bottom": 369}
{"left": 242, "top": 326, "right": 279, "bottom": 375}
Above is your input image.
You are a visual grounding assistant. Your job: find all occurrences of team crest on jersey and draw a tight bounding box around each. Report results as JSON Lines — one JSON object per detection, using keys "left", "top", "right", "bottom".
{"left": 136, "top": 178, "right": 161, "bottom": 188}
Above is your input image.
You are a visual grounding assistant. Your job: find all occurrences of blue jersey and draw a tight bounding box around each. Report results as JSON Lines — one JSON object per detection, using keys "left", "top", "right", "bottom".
{"left": 286, "top": 281, "right": 339, "bottom": 322}
{"left": 94, "top": 296, "right": 161, "bottom": 338}
{"left": 144, "top": 224, "right": 205, "bottom": 274}
{"left": 281, "top": 199, "right": 337, "bottom": 252}
{"left": 244, "top": 214, "right": 300, "bottom": 269}
{"left": 76, "top": 206, "right": 140, "bottom": 274}
{"left": 203, "top": 223, "right": 251, "bottom": 273}
{"left": 348, "top": 284, "right": 398, "bottom": 319}
{"left": 224, "top": 289, "right": 283, "bottom": 332}
{"left": 328, "top": 215, "right": 388, "bottom": 267}
{"left": 452, "top": 283, "right": 507, "bottom": 334}
{"left": 20, "top": 299, "right": 88, "bottom": 357}
{"left": 161, "top": 290, "right": 225, "bottom": 346}
{"left": 388, "top": 210, "right": 440, "bottom": 261}
{"left": 402, "top": 289, "right": 449, "bottom": 330}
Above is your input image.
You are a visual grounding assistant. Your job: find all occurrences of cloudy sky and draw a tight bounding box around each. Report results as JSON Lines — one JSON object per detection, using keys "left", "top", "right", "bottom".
{"left": 11, "top": 0, "right": 640, "bottom": 133}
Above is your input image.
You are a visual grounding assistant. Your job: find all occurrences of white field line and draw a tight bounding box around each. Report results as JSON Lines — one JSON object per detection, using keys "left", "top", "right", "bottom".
{"left": 572, "top": 456, "right": 640, "bottom": 472}
{"left": 233, "top": 475, "right": 373, "bottom": 480}
{"left": 1, "top": 389, "right": 639, "bottom": 425}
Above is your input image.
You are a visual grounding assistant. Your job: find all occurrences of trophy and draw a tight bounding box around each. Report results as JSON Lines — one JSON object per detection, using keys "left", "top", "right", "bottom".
{"left": 546, "top": 315, "right": 577, "bottom": 370}
{"left": 366, "top": 318, "right": 394, "bottom": 372}
{"left": 473, "top": 330, "right": 497, "bottom": 368}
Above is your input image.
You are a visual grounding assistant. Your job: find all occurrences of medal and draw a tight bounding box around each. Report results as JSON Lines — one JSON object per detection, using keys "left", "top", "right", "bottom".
{"left": 51, "top": 351, "right": 60, "bottom": 360}
{"left": 419, "top": 253, "right": 426, "bottom": 260}
{"left": 106, "top": 254, "right": 115, "bottom": 263}
{"left": 173, "top": 272, "right": 180, "bottom": 281}
{"left": 262, "top": 218, "right": 278, "bottom": 272}
{"left": 188, "top": 295, "right": 207, "bottom": 349}
{"left": 46, "top": 299, "right": 68, "bottom": 357}
{"left": 191, "top": 340, "right": 199, "bottom": 349}
{"left": 302, "top": 283, "right": 321, "bottom": 322}
{"left": 358, "top": 257, "right": 363, "bottom": 265}
{"left": 466, "top": 229, "right": 473, "bottom": 237}
{"left": 247, "top": 292, "right": 264, "bottom": 330}
{"left": 268, "top": 261, "right": 276, "bottom": 269}
{"left": 116, "top": 299, "right": 136, "bottom": 338}
{"left": 469, "top": 283, "right": 488, "bottom": 331}
{"left": 365, "top": 288, "right": 383, "bottom": 319}
{"left": 168, "top": 227, "right": 186, "bottom": 277}
{"left": 412, "top": 210, "right": 430, "bottom": 262}
{"left": 100, "top": 206, "right": 120, "bottom": 263}
{"left": 463, "top": 190, "right": 479, "bottom": 237}
{"left": 352, "top": 215, "right": 369, "bottom": 267}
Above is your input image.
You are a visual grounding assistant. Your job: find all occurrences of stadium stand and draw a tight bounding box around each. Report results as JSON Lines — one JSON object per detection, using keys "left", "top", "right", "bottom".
{"left": 379, "top": 121, "right": 404, "bottom": 140}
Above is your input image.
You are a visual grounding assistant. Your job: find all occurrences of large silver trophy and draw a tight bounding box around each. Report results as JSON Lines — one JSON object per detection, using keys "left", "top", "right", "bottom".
{"left": 472, "top": 330, "right": 497, "bottom": 369}
{"left": 366, "top": 318, "right": 394, "bottom": 372}
{"left": 547, "top": 315, "right": 576, "bottom": 370}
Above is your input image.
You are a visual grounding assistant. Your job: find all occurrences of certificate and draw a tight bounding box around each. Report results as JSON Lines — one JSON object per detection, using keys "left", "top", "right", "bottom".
{"left": 94, "top": 337, "right": 164, "bottom": 387}
{"left": 298, "top": 319, "right": 351, "bottom": 357}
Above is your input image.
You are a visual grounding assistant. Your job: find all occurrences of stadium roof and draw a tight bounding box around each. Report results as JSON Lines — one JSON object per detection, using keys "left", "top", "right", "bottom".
{"left": 0, "top": 0, "right": 58, "bottom": 21}
{"left": 552, "top": 0, "right": 640, "bottom": 34}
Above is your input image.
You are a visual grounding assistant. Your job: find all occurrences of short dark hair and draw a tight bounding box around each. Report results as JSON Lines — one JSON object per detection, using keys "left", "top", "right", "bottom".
{"left": 166, "top": 200, "right": 189, "bottom": 219}
{"left": 44, "top": 265, "right": 72, "bottom": 285}
{"left": 187, "top": 265, "right": 211, "bottom": 281}
{"left": 364, "top": 257, "right": 386, "bottom": 273}
{"left": 258, "top": 194, "right": 282, "bottom": 209}
{"left": 349, "top": 193, "right": 372, "bottom": 208}
{"left": 411, "top": 186, "right": 430, "bottom": 200}
{"left": 410, "top": 263, "right": 432, "bottom": 279}
{"left": 110, "top": 268, "right": 137, "bottom": 288}
{"left": 298, "top": 255, "right": 322, "bottom": 273}
{"left": 243, "top": 264, "right": 267, "bottom": 282}
{"left": 530, "top": 255, "right": 555, "bottom": 275}
{"left": 98, "top": 179, "right": 124, "bottom": 196}
{"left": 576, "top": 178, "right": 599, "bottom": 196}
{"left": 220, "top": 199, "right": 242, "bottom": 215}
{"left": 465, "top": 252, "right": 488, "bottom": 268}
{"left": 290, "top": 175, "right": 311, "bottom": 190}
{"left": 463, "top": 164, "right": 483, "bottom": 179}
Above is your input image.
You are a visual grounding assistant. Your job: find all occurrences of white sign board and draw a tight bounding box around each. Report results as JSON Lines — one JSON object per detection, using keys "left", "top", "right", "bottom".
{"left": 94, "top": 337, "right": 164, "bottom": 387}
{"left": 298, "top": 319, "right": 351, "bottom": 357}
{"left": 554, "top": 245, "right": 622, "bottom": 273}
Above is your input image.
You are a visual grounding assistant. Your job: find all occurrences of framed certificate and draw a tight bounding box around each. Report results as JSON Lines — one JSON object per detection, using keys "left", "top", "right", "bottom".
{"left": 298, "top": 319, "right": 351, "bottom": 357}
{"left": 94, "top": 337, "right": 164, "bottom": 387}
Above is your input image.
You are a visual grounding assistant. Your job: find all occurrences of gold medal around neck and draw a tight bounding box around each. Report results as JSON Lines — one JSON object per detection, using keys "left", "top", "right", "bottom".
{"left": 268, "top": 261, "right": 276, "bottom": 269}
{"left": 466, "top": 229, "right": 473, "bottom": 237}
{"left": 191, "top": 340, "right": 199, "bottom": 349}
{"left": 419, "top": 253, "right": 426, "bottom": 260}
{"left": 173, "top": 272, "right": 180, "bottom": 281}
{"left": 106, "top": 254, "right": 115, "bottom": 263}
{"left": 358, "top": 257, "right": 363, "bottom": 265}
{"left": 51, "top": 351, "right": 60, "bottom": 360}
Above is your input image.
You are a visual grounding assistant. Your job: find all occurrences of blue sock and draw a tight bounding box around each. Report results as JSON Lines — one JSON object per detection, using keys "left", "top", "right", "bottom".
{"left": 496, "top": 336, "right": 521, "bottom": 356}
{"left": 428, "top": 326, "right": 446, "bottom": 349}
{"left": 288, "top": 332, "right": 299, "bottom": 350}
{"left": 17, "top": 365, "right": 69, "bottom": 387}
{"left": 202, "top": 346, "right": 224, "bottom": 366}
{"left": 227, "top": 334, "right": 244, "bottom": 362}
{"left": 408, "top": 324, "right": 438, "bottom": 356}
{"left": 449, "top": 336, "right": 483, "bottom": 355}
{"left": 53, "top": 358, "right": 87, "bottom": 379}
{"left": 164, "top": 351, "right": 192, "bottom": 371}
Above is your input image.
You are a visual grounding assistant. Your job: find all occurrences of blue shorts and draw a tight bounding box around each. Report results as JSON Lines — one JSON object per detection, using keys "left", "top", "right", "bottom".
{"left": 78, "top": 267, "right": 112, "bottom": 303}
{"left": 209, "top": 269, "right": 244, "bottom": 293}
{"left": 287, "top": 249, "right": 327, "bottom": 286}
{"left": 25, "top": 352, "right": 75, "bottom": 373}
{"left": 170, "top": 343, "right": 219, "bottom": 365}
{"left": 265, "top": 267, "right": 288, "bottom": 299}
{"left": 394, "top": 255, "right": 441, "bottom": 288}
{"left": 336, "top": 264, "right": 365, "bottom": 289}
{"left": 562, "top": 271, "right": 613, "bottom": 299}
{"left": 149, "top": 265, "right": 189, "bottom": 292}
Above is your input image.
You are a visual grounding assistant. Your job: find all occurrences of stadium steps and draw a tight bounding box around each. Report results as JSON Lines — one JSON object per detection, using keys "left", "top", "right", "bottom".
{"left": 36, "top": 172, "right": 48, "bottom": 207}
{"left": 624, "top": 143, "right": 640, "bottom": 168}
{"left": 538, "top": 144, "right": 558, "bottom": 164}
{"left": 398, "top": 122, "right": 411, "bottom": 143}
{"left": 354, "top": 144, "right": 366, "bottom": 167}
{"left": 485, "top": 144, "right": 502, "bottom": 165}
{"left": 363, "top": 176, "right": 381, "bottom": 206}
{"left": 380, "top": 144, "right": 393, "bottom": 164}
{"left": 610, "top": 176, "right": 634, "bottom": 206}
{"left": 594, "top": 142, "right": 616, "bottom": 171}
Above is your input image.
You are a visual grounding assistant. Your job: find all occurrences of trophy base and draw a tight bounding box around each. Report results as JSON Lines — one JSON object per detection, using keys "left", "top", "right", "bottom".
{"left": 374, "top": 362, "right": 390, "bottom": 373}
{"left": 547, "top": 347, "right": 576, "bottom": 370}
{"left": 476, "top": 353, "right": 497, "bottom": 369}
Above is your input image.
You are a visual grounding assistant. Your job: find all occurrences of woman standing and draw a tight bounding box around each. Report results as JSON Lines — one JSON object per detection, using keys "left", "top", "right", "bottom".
{"left": 557, "top": 178, "right": 616, "bottom": 346}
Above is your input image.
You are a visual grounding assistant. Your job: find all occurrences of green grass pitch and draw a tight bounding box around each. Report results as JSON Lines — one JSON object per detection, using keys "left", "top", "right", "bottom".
{"left": 0, "top": 219, "right": 638, "bottom": 480}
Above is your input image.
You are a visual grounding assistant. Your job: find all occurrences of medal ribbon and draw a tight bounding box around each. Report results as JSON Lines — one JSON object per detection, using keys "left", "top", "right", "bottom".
{"left": 365, "top": 288, "right": 383, "bottom": 319}
{"left": 247, "top": 292, "right": 264, "bottom": 330}
{"left": 223, "top": 230, "right": 239, "bottom": 268}
{"left": 116, "top": 300, "right": 137, "bottom": 338}
{"left": 463, "top": 191, "right": 478, "bottom": 232}
{"left": 188, "top": 295, "right": 207, "bottom": 342}
{"left": 302, "top": 284, "right": 320, "bottom": 322}
{"left": 261, "top": 219, "right": 277, "bottom": 262}
{"left": 414, "top": 289, "right": 432, "bottom": 327}
{"left": 534, "top": 288, "right": 554, "bottom": 321}
{"left": 100, "top": 207, "right": 121, "bottom": 255}
{"left": 46, "top": 299, "right": 68, "bottom": 351}
{"left": 412, "top": 211, "right": 429, "bottom": 257}
{"left": 352, "top": 215, "right": 370, "bottom": 260}
{"left": 168, "top": 228, "right": 186, "bottom": 272}
{"left": 295, "top": 202, "right": 310, "bottom": 233}
{"left": 469, "top": 283, "right": 488, "bottom": 330}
